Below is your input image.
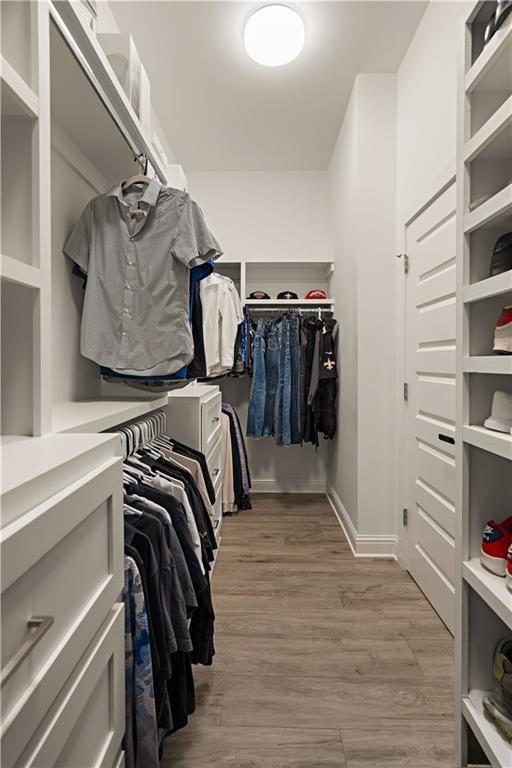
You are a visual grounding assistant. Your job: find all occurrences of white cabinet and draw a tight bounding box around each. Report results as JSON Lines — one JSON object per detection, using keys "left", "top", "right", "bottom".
{"left": 164, "top": 383, "right": 223, "bottom": 537}
{"left": 0, "top": 433, "right": 124, "bottom": 768}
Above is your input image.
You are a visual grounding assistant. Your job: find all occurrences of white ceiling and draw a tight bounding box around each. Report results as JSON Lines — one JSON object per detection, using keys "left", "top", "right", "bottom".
{"left": 111, "top": 1, "right": 427, "bottom": 171}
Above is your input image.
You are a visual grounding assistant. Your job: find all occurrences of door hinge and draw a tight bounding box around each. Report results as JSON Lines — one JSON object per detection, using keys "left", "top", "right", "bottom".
{"left": 395, "top": 253, "right": 409, "bottom": 274}
{"left": 403, "top": 382, "right": 408, "bottom": 401}
{"left": 403, "top": 508, "right": 408, "bottom": 526}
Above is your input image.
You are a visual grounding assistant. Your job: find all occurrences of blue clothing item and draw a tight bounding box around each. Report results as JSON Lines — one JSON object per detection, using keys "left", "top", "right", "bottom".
{"left": 289, "top": 314, "right": 301, "bottom": 444}
{"left": 123, "top": 555, "right": 159, "bottom": 768}
{"left": 273, "top": 319, "right": 284, "bottom": 442}
{"left": 240, "top": 308, "right": 250, "bottom": 369}
{"left": 247, "top": 319, "right": 266, "bottom": 437}
{"left": 280, "top": 318, "right": 292, "bottom": 446}
{"left": 262, "top": 322, "right": 279, "bottom": 437}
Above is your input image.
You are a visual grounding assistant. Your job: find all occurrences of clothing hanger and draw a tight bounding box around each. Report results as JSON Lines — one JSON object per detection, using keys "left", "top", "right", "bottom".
{"left": 122, "top": 174, "right": 152, "bottom": 190}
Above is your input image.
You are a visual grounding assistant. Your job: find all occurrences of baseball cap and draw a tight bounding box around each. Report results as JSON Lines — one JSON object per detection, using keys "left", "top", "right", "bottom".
{"left": 248, "top": 291, "right": 270, "bottom": 299}
{"left": 305, "top": 289, "right": 327, "bottom": 300}
{"left": 277, "top": 291, "right": 298, "bottom": 300}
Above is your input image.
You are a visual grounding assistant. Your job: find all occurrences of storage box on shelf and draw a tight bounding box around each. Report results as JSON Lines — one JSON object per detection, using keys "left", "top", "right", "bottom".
{"left": 456, "top": 3, "right": 512, "bottom": 766}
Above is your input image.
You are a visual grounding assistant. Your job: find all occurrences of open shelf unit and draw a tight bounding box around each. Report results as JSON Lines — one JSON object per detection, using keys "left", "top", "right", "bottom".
{"left": 215, "top": 260, "right": 334, "bottom": 309}
{"left": 456, "top": 4, "right": 512, "bottom": 767}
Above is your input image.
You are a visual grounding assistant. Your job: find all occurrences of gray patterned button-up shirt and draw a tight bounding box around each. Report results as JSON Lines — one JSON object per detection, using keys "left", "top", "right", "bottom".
{"left": 64, "top": 180, "right": 222, "bottom": 376}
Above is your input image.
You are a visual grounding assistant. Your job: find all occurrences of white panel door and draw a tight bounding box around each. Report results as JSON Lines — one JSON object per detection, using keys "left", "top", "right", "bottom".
{"left": 406, "top": 182, "right": 457, "bottom": 633}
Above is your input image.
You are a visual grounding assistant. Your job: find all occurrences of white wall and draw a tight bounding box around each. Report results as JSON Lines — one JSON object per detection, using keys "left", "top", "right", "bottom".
{"left": 397, "top": 1, "right": 470, "bottom": 223}
{"left": 188, "top": 170, "right": 330, "bottom": 492}
{"left": 327, "top": 74, "right": 397, "bottom": 541}
{"left": 187, "top": 171, "right": 329, "bottom": 263}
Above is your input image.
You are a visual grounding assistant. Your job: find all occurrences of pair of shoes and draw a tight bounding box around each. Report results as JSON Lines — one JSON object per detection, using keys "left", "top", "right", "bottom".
{"left": 493, "top": 306, "right": 512, "bottom": 355}
{"left": 481, "top": 517, "right": 512, "bottom": 589}
{"left": 484, "top": 391, "right": 512, "bottom": 433}
{"left": 483, "top": 638, "right": 512, "bottom": 742}
{"left": 484, "top": 1, "right": 512, "bottom": 46}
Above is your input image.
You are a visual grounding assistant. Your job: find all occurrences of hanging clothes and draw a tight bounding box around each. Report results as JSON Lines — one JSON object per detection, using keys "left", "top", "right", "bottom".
{"left": 119, "top": 412, "right": 220, "bottom": 758}
{"left": 63, "top": 180, "right": 222, "bottom": 379}
{"left": 222, "top": 403, "right": 252, "bottom": 510}
{"left": 200, "top": 272, "right": 244, "bottom": 377}
{"left": 246, "top": 311, "right": 338, "bottom": 447}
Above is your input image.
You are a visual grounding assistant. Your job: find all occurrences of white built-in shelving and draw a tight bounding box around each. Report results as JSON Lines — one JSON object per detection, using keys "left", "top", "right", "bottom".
{"left": 52, "top": 396, "right": 169, "bottom": 434}
{"left": 462, "top": 690, "right": 512, "bottom": 768}
{"left": 245, "top": 298, "right": 334, "bottom": 307}
{"left": 463, "top": 559, "right": 512, "bottom": 630}
{"left": 0, "top": 53, "right": 39, "bottom": 118}
{"left": 464, "top": 270, "right": 512, "bottom": 303}
{"left": 456, "top": 4, "right": 512, "bottom": 767}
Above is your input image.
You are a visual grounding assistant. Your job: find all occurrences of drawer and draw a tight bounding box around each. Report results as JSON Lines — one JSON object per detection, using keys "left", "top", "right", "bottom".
{"left": 0, "top": 459, "right": 123, "bottom": 765}
{"left": 206, "top": 437, "right": 222, "bottom": 493}
{"left": 15, "top": 604, "right": 124, "bottom": 768}
{"left": 201, "top": 392, "right": 222, "bottom": 455}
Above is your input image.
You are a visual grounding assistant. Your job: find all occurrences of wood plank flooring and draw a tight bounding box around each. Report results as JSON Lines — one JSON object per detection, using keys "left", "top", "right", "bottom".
{"left": 162, "top": 494, "right": 455, "bottom": 768}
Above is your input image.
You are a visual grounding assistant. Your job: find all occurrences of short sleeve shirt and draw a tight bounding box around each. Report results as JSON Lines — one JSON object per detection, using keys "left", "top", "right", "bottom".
{"left": 63, "top": 180, "right": 222, "bottom": 376}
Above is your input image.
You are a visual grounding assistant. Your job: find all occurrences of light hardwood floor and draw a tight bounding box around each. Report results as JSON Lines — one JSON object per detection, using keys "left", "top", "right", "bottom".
{"left": 163, "top": 493, "right": 456, "bottom": 767}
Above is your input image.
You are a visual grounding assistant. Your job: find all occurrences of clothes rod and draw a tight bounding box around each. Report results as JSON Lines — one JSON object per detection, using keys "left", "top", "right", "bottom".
{"left": 49, "top": 1, "right": 166, "bottom": 184}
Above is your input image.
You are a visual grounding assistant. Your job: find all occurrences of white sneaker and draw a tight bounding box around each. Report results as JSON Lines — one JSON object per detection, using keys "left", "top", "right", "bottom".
{"left": 484, "top": 391, "right": 512, "bottom": 433}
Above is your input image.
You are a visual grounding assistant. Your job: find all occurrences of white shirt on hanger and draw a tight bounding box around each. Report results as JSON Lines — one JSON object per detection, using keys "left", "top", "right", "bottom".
{"left": 201, "top": 273, "right": 243, "bottom": 376}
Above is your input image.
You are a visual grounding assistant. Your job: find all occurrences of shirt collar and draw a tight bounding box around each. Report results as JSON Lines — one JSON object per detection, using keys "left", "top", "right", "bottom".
{"left": 107, "top": 178, "right": 162, "bottom": 209}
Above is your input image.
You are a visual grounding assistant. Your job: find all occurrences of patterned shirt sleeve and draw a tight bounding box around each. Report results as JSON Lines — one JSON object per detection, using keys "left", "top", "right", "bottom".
{"left": 173, "top": 197, "right": 223, "bottom": 268}
{"left": 63, "top": 200, "right": 92, "bottom": 273}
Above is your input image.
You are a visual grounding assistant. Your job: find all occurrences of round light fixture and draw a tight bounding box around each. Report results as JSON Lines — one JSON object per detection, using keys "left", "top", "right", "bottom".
{"left": 244, "top": 5, "right": 305, "bottom": 67}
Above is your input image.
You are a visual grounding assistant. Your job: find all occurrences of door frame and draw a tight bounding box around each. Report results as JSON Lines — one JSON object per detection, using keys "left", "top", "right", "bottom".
{"left": 395, "top": 161, "right": 456, "bottom": 571}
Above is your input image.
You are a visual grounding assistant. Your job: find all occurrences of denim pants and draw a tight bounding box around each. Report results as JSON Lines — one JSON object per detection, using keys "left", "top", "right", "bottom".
{"left": 263, "top": 322, "right": 279, "bottom": 436}
{"left": 247, "top": 320, "right": 266, "bottom": 437}
{"left": 289, "top": 315, "right": 301, "bottom": 444}
{"left": 274, "top": 317, "right": 291, "bottom": 445}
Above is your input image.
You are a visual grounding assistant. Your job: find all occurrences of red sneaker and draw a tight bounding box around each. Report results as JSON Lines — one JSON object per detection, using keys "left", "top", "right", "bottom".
{"left": 481, "top": 517, "right": 512, "bottom": 576}
{"left": 506, "top": 546, "right": 512, "bottom": 592}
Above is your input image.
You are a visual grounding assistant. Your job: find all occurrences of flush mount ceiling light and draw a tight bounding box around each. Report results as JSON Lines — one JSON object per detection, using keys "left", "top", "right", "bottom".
{"left": 244, "top": 5, "right": 305, "bottom": 67}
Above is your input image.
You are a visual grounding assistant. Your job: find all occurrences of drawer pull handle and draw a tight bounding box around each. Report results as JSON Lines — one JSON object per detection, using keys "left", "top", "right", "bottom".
{"left": 212, "top": 416, "right": 220, "bottom": 423}
{"left": 1, "top": 616, "right": 54, "bottom": 686}
{"left": 438, "top": 433, "right": 455, "bottom": 445}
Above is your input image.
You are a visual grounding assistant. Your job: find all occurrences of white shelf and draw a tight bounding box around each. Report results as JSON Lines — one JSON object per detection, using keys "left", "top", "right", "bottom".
{"left": 464, "top": 184, "right": 512, "bottom": 233}
{"left": 0, "top": 434, "right": 121, "bottom": 529}
{"left": 52, "top": 396, "right": 169, "bottom": 434}
{"left": 49, "top": 1, "right": 166, "bottom": 182}
{"left": 464, "top": 271, "right": 512, "bottom": 304}
{"left": 465, "top": 15, "right": 512, "bottom": 94}
{"left": 464, "top": 95, "right": 512, "bottom": 163}
{"left": 0, "top": 254, "right": 41, "bottom": 289}
{"left": 463, "top": 559, "right": 512, "bottom": 629}
{"left": 0, "top": 54, "right": 39, "bottom": 119}
{"left": 463, "top": 425, "right": 512, "bottom": 460}
{"left": 463, "top": 356, "right": 512, "bottom": 374}
{"left": 462, "top": 690, "right": 511, "bottom": 768}
{"left": 244, "top": 298, "right": 334, "bottom": 306}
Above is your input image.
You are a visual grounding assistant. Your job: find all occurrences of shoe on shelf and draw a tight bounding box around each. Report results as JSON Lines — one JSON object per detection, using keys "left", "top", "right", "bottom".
{"left": 483, "top": 638, "right": 512, "bottom": 742}
{"left": 494, "top": 306, "right": 512, "bottom": 355}
{"left": 480, "top": 517, "right": 512, "bottom": 576}
{"left": 484, "top": 391, "right": 512, "bottom": 433}
{"left": 507, "top": 545, "right": 512, "bottom": 592}
{"left": 489, "top": 232, "right": 512, "bottom": 277}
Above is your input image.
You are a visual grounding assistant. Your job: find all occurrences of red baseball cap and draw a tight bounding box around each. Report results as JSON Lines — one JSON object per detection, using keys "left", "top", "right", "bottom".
{"left": 304, "top": 289, "right": 327, "bottom": 299}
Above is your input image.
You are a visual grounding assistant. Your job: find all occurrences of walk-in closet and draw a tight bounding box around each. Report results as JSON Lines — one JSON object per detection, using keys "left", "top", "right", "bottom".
{"left": 1, "top": 1, "right": 511, "bottom": 767}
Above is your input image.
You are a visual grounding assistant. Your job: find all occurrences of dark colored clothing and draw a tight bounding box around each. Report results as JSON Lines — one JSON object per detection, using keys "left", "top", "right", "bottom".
{"left": 132, "top": 483, "right": 216, "bottom": 666}
{"left": 169, "top": 439, "right": 216, "bottom": 505}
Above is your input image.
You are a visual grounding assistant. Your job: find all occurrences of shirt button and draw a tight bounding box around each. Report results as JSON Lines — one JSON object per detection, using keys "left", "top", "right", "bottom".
{"left": 122, "top": 332, "right": 127, "bottom": 336}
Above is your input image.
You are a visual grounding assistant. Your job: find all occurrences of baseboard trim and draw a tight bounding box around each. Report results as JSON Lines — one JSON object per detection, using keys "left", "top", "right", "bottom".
{"left": 251, "top": 479, "right": 326, "bottom": 494}
{"left": 326, "top": 485, "right": 397, "bottom": 559}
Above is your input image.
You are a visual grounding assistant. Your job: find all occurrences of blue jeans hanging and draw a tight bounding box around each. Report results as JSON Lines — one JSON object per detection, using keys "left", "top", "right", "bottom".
{"left": 247, "top": 319, "right": 266, "bottom": 437}
{"left": 263, "top": 322, "right": 279, "bottom": 436}
{"left": 274, "top": 317, "right": 292, "bottom": 446}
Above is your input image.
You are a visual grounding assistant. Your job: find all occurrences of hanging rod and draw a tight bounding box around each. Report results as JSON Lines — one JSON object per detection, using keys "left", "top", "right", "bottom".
{"left": 49, "top": 1, "right": 167, "bottom": 183}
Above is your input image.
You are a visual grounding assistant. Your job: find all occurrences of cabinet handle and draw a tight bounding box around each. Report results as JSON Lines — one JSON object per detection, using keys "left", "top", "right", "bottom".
{"left": 1, "top": 616, "right": 54, "bottom": 686}
{"left": 212, "top": 416, "right": 220, "bottom": 423}
{"left": 438, "top": 433, "right": 455, "bottom": 445}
